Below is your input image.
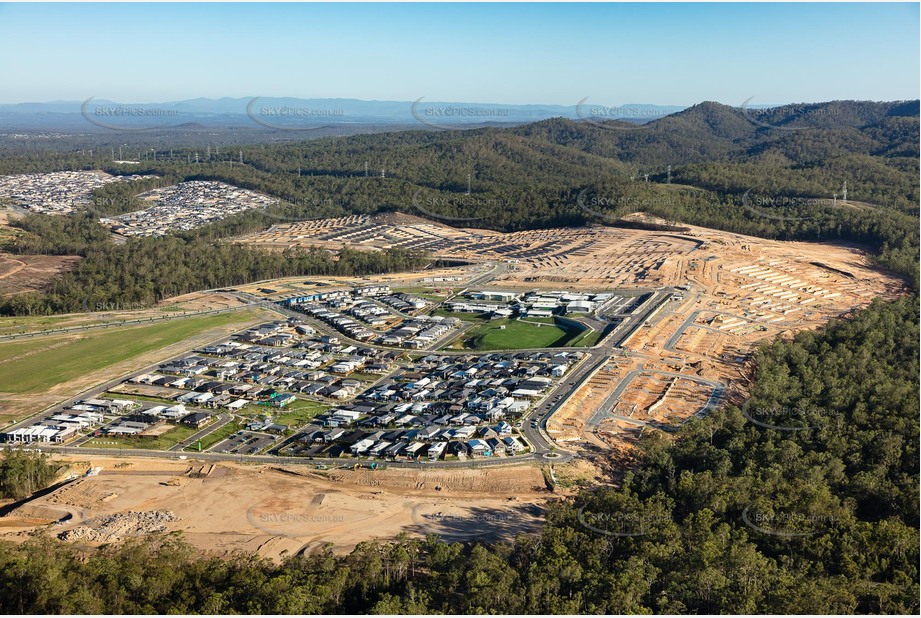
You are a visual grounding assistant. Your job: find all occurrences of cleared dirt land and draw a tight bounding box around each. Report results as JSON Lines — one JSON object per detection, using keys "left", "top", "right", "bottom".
{"left": 0, "top": 209, "right": 82, "bottom": 298}
{"left": 0, "top": 455, "right": 553, "bottom": 559}
{"left": 0, "top": 254, "right": 80, "bottom": 298}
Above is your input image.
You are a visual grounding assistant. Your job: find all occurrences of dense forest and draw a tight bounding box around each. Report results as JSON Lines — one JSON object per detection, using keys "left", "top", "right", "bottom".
{"left": 0, "top": 100, "right": 918, "bottom": 315}
{"left": 0, "top": 450, "right": 59, "bottom": 500}
{"left": 0, "top": 296, "right": 916, "bottom": 614}
{"left": 0, "top": 214, "right": 427, "bottom": 315}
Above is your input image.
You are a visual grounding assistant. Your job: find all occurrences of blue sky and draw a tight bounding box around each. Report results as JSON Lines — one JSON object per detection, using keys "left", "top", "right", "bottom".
{"left": 0, "top": 2, "right": 917, "bottom": 105}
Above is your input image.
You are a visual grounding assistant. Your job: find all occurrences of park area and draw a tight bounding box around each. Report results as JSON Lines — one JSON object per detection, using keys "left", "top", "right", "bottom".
{"left": 271, "top": 399, "right": 331, "bottom": 428}
{"left": 444, "top": 317, "right": 582, "bottom": 351}
{"left": 81, "top": 423, "right": 201, "bottom": 451}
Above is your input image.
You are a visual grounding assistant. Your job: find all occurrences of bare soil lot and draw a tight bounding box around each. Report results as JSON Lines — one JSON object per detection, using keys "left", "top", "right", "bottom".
{"left": 0, "top": 254, "right": 80, "bottom": 297}
{"left": 0, "top": 455, "right": 554, "bottom": 559}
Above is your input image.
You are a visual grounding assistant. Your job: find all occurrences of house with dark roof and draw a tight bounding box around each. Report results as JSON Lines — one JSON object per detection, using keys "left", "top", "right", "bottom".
{"left": 181, "top": 412, "right": 212, "bottom": 428}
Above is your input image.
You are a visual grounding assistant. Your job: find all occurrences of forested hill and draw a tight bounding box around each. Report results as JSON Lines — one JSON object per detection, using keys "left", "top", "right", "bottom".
{"left": 1, "top": 98, "right": 917, "bottom": 316}
{"left": 74, "top": 98, "right": 917, "bottom": 284}
{"left": 0, "top": 295, "right": 916, "bottom": 614}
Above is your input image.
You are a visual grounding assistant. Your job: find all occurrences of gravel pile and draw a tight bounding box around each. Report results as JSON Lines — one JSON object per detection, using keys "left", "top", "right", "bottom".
{"left": 58, "top": 510, "right": 180, "bottom": 542}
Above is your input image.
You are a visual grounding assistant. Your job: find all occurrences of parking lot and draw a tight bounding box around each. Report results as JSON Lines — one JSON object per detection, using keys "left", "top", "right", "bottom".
{"left": 209, "top": 430, "right": 277, "bottom": 455}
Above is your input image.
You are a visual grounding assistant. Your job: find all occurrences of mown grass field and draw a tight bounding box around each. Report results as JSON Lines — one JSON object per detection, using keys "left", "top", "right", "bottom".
{"left": 444, "top": 317, "right": 580, "bottom": 350}
{"left": 272, "top": 399, "right": 331, "bottom": 428}
{"left": 0, "top": 315, "right": 85, "bottom": 335}
{"left": 0, "top": 310, "right": 266, "bottom": 396}
{"left": 83, "top": 423, "right": 199, "bottom": 450}
{"left": 430, "top": 309, "right": 492, "bottom": 321}
{"left": 188, "top": 420, "right": 243, "bottom": 452}
{"left": 569, "top": 327, "right": 604, "bottom": 347}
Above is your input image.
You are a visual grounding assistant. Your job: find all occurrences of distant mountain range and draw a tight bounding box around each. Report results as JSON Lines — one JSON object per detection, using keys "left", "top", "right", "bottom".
{"left": 4, "top": 96, "right": 914, "bottom": 134}
{"left": 0, "top": 97, "right": 699, "bottom": 130}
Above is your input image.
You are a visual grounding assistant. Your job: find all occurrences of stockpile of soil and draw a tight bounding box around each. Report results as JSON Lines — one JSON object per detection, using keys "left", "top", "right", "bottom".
{"left": 58, "top": 510, "right": 179, "bottom": 542}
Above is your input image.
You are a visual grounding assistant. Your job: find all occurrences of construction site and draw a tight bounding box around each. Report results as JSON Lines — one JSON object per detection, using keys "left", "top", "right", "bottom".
{"left": 0, "top": 212, "right": 905, "bottom": 556}
{"left": 241, "top": 212, "right": 904, "bottom": 454}
{"left": 0, "top": 455, "right": 552, "bottom": 559}
{"left": 241, "top": 213, "right": 702, "bottom": 288}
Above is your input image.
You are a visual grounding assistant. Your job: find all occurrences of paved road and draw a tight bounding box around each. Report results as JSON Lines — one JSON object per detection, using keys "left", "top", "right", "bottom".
{"left": 587, "top": 368, "right": 725, "bottom": 428}
{"left": 170, "top": 413, "right": 234, "bottom": 452}
{"left": 521, "top": 353, "right": 609, "bottom": 453}
{"left": 33, "top": 443, "right": 552, "bottom": 469}
{"left": 664, "top": 310, "right": 701, "bottom": 351}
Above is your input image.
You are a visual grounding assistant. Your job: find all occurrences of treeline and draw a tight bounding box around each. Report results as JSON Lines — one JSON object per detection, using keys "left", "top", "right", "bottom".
{"left": 0, "top": 296, "right": 916, "bottom": 614}
{"left": 0, "top": 215, "right": 427, "bottom": 316}
{"left": 0, "top": 450, "right": 59, "bottom": 500}
{"left": 5, "top": 212, "right": 110, "bottom": 256}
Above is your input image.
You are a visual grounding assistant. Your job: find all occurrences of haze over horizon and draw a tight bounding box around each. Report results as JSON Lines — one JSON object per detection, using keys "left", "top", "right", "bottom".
{"left": 0, "top": 2, "right": 917, "bottom": 106}
{"left": 2, "top": 95, "right": 914, "bottom": 107}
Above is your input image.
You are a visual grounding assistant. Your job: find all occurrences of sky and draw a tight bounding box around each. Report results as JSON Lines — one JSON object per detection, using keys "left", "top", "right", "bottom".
{"left": 0, "top": 2, "right": 918, "bottom": 106}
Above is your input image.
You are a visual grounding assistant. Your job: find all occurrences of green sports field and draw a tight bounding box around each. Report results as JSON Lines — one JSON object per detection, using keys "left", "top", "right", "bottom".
{"left": 444, "top": 317, "right": 581, "bottom": 351}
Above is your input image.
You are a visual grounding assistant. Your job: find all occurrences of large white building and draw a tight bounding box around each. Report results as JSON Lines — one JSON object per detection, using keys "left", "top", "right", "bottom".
{"left": 566, "top": 300, "right": 595, "bottom": 313}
